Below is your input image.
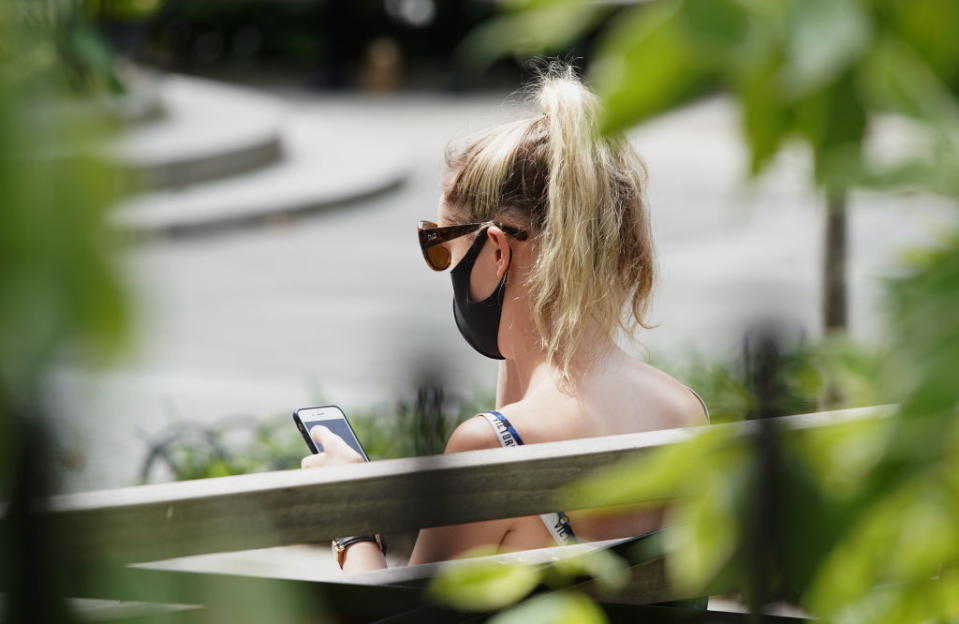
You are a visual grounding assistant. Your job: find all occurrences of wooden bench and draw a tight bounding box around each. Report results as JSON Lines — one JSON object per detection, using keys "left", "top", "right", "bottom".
{"left": 37, "top": 405, "right": 890, "bottom": 621}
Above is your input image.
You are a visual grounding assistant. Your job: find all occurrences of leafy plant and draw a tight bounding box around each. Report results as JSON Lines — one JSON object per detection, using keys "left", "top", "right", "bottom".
{"left": 144, "top": 385, "right": 496, "bottom": 482}
{"left": 428, "top": 545, "right": 626, "bottom": 622}
{"left": 652, "top": 337, "right": 888, "bottom": 424}
{"left": 0, "top": 6, "right": 327, "bottom": 622}
{"left": 0, "top": 2, "right": 130, "bottom": 620}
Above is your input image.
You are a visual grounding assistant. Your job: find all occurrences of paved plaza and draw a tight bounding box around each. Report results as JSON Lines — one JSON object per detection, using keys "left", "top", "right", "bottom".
{"left": 52, "top": 83, "right": 958, "bottom": 493}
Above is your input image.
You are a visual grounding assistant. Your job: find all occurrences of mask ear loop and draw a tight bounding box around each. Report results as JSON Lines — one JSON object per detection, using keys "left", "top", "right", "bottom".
{"left": 494, "top": 238, "right": 513, "bottom": 306}
{"left": 499, "top": 235, "right": 513, "bottom": 279}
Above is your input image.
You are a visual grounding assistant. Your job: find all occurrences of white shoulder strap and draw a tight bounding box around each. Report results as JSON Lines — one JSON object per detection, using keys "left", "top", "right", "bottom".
{"left": 481, "top": 412, "right": 521, "bottom": 447}
{"left": 480, "top": 412, "right": 577, "bottom": 546}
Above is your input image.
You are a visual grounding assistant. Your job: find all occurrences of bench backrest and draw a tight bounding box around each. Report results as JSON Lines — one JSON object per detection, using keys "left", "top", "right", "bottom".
{"left": 45, "top": 405, "right": 890, "bottom": 568}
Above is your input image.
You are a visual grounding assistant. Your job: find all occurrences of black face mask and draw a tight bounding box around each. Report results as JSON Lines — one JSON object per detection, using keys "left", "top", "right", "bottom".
{"left": 450, "top": 230, "right": 510, "bottom": 360}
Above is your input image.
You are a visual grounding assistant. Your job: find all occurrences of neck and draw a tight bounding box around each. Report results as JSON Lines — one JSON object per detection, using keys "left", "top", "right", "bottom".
{"left": 502, "top": 316, "right": 618, "bottom": 400}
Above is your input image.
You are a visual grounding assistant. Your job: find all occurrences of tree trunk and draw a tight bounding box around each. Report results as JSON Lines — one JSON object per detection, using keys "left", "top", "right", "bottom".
{"left": 822, "top": 189, "right": 848, "bottom": 332}
{"left": 820, "top": 188, "right": 848, "bottom": 408}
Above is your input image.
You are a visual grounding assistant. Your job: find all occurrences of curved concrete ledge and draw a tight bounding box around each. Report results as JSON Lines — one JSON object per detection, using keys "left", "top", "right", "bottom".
{"left": 110, "top": 75, "right": 285, "bottom": 190}
{"left": 111, "top": 114, "right": 410, "bottom": 237}
{"left": 109, "top": 74, "right": 412, "bottom": 237}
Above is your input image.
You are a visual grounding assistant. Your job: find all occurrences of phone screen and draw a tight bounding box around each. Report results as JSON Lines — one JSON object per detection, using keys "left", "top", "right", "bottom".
{"left": 294, "top": 406, "right": 369, "bottom": 461}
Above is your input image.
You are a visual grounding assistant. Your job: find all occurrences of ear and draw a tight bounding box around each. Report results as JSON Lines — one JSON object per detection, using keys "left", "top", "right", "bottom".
{"left": 487, "top": 227, "right": 511, "bottom": 279}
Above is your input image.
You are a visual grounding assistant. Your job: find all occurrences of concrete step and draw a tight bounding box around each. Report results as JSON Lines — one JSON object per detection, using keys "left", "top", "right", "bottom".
{"left": 110, "top": 74, "right": 284, "bottom": 190}
{"left": 111, "top": 109, "right": 410, "bottom": 236}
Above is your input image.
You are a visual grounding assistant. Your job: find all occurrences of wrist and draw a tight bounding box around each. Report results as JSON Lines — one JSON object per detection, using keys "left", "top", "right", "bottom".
{"left": 331, "top": 534, "right": 385, "bottom": 569}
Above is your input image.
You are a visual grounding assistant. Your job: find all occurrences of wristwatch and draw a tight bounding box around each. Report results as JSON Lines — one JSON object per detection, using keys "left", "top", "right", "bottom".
{"left": 331, "top": 534, "right": 385, "bottom": 569}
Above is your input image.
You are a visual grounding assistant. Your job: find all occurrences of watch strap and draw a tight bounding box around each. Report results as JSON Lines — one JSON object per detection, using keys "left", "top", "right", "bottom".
{"left": 332, "top": 534, "right": 385, "bottom": 569}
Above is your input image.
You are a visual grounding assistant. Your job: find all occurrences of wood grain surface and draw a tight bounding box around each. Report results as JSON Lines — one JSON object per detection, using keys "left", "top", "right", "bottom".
{"left": 44, "top": 406, "right": 890, "bottom": 566}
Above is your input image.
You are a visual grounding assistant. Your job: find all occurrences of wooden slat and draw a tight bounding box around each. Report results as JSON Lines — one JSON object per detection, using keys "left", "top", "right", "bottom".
{"left": 59, "top": 565, "right": 424, "bottom": 622}
{"left": 58, "top": 566, "right": 808, "bottom": 624}
{"left": 339, "top": 532, "right": 694, "bottom": 604}
{"left": 338, "top": 537, "right": 638, "bottom": 587}
{"left": 69, "top": 540, "right": 688, "bottom": 616}
{"left": 44, "top": 406, "right": 891, "bottom": 566}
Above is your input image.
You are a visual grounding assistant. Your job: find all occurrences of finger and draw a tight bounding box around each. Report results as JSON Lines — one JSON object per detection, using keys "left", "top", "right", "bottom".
{"left": 310, "top": 425, "right": 363, "bottom": 463}
{"left": 301, "top": 453, "right": 326, "bottom": 469}
{"left": 309, "top": 425, "right": 332, "bottom": 453}
{"left": 311, "top": 425, "right": 349, "bottom": 453}
{"left": 310, "top": 425, "right": 333, "bottom": 447}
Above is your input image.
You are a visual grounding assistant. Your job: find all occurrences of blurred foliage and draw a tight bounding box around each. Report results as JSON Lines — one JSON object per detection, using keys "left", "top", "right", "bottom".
{"left": 653, "top": 337, "right": 889, "bottom": 425}
{"left": 148, "top": 340, "right": 889, "bottom": 484}
{"left": 0, "top": 1, "right": 129, "bottom": 621}
{"left": 428, "top": 544, "right": 625, "bottom": 620}
{"left": 0, "top": 3, "right": 329, "bottom": 622}
{"left": 83, "top": 0, "right": 164, "bottom": 22}
{"left": 488, "top": 591, "right": 606, "bottom": 624}
{"left": 625, "top": 335, "right": 886, "bottom": 430}
{"left": 151, "top": 334, "right": 889, "bottom": 482}
{"left": 1, "top": 0, "right": 131, "bottom": 95}
{"left": 431, "top": 317, "right": 954, "bottom": 620}
{"left": 145, "top": 385, "right": 495, "bottom": 482}
{"left": 0, "top": 0, "right": 129, "bottom": 471}
{"left": 428, "top": 548, "right": 544, "bottom": 612}
{"left": 139, "top": 416, "right": 306, "bottom": 482}
{"left": 557, "top": 272, "right": 959, "bottom": 621}
{"left": 467, "top": 0, "right": 959, "bottom": 197}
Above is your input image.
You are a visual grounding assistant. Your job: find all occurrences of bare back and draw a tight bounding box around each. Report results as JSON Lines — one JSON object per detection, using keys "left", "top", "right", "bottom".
{"left": 491, "top": 348, "right": 709, "bottom": 550}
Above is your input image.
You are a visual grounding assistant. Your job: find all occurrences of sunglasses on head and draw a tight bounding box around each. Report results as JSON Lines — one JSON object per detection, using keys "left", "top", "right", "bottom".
{"left": 417, "top": 220, "right": 529, "bottom": 271}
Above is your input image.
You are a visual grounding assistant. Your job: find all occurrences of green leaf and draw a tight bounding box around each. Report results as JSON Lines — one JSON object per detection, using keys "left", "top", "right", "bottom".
{"left": 859, "top": 35, "right": 959, "bottom": 180}
{"left": 881, "top": 0, "right": 959, "bottom": 80}
{"left": 737, "top": 53, "right": 791, "bottom": 175}
{"left": 679, "top": 0, "right": 749, "bottom": 53}
{"left": 457, "top": 0, "right": 608, "bottom": 71}
{"left": 791, "top": 417, "right": 890, "bottom": 501}
{"left": 560, "top": 427, "right": 736, "bottom": 509}
{"left": 664, "top": 466, "right": 741, "bottom": 594}
{"left": 857, "top": 156, "right": 959, "bottom": 197}
{"left": 860, "top": 34, "right": 959, "bottom": 126}
{"left": 886, "top": 487, "right": 959, "bottom": 580}
{"left": 487, "top": 591, "right": 607, "bottom": 624}
{"left": 793, "top": 70, "right": 867, "bottom": 188}
{"left": 205, "top": 459, "right": 235, "bottom": 478}
{"left": 590, "top": 2, "right": 710, "bottom": 135}
{"left": 783, "top": 0, "right": 870, "bottom": 96}
{"left": 428, "top": 558, "right": 542, "bottom": 612}
{"left": 546, "top": 548, "right": 629, "bottom": 595}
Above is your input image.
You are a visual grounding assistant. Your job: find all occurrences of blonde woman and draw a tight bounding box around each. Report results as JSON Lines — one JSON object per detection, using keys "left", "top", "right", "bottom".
{"left": 303, "top": 64, "right": 709, "bottom": 573}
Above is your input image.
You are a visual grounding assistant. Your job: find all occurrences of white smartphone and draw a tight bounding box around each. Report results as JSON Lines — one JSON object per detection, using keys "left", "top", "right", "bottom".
{"left": 292, "top": 405, "right": 370, "bottom": 461}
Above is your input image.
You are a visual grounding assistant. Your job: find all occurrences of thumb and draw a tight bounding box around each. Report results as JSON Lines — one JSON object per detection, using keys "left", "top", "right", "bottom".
{"left": 309, "top": 425, "right": 332, "bottom": 451}
{"left": 310, "top": 425, "right": 349, "bottom": 453}
{"left": 309, "top": 425, "right": 363, "bottom": 462}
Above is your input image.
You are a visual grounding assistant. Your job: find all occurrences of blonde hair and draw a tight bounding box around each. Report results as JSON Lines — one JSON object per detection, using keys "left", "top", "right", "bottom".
{"left": 442, "top": 62, "right": 654, "bottom": 388}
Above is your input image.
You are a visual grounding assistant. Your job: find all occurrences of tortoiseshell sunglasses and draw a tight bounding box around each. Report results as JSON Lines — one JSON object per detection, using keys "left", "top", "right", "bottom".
{"left": 417, "top": 220, "right": 529, "bottom": 271}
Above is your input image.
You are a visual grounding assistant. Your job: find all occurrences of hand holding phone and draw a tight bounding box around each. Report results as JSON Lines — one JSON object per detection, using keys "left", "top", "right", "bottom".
{"left": 294, "top": 405, "right": 386, "bottom": 568}
{"left": 294, "top": 405, "right": 369, "bottom": 468}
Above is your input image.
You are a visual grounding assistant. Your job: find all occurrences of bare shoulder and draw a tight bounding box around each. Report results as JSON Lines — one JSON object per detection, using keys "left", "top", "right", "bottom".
{"left": 587, "top": 354, "right": 710, "bottom": 431}
{"left": 444, "top": 400, "right": 547, "bottom": 453}
{"left": 444, "top": 414, "right": 501, "bottom": 454}
{"left": 632, "top": 361, "right": 709, "bottom": 427}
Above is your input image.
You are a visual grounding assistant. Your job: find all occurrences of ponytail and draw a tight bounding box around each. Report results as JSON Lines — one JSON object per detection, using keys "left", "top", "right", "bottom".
{"left": 443, "top": 62, "right": 654, "bottom": 388}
